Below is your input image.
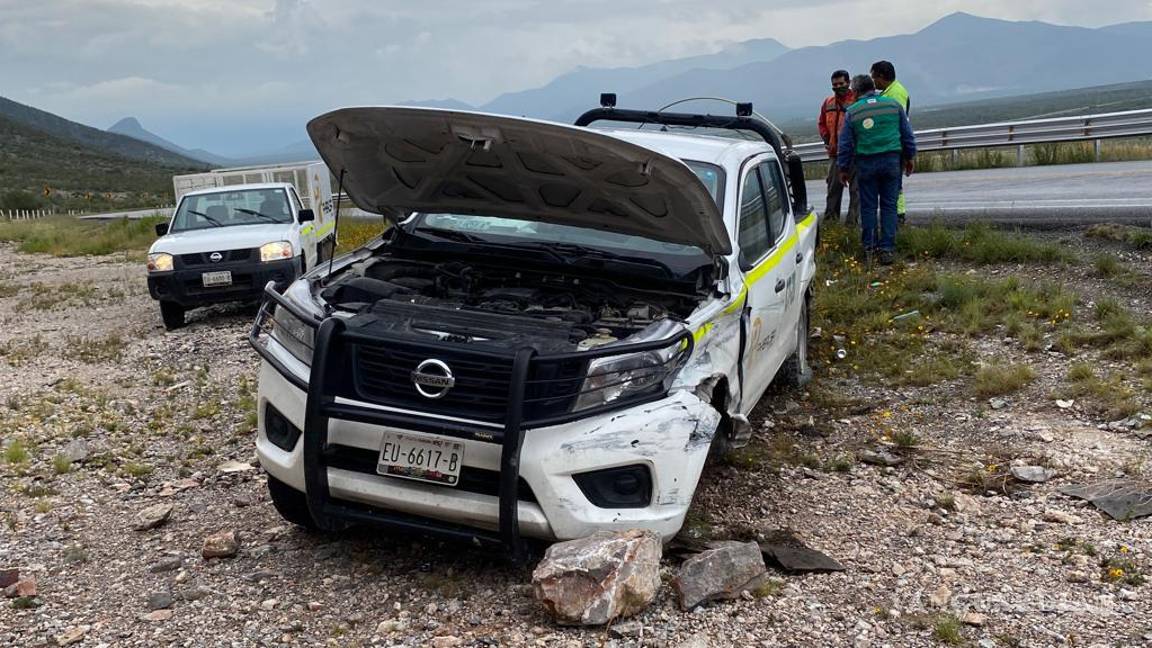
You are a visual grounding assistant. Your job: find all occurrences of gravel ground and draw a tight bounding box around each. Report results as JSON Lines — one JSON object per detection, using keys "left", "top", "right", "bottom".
{"left": 1, "top": 241, "right": 1150, "bottom": 648}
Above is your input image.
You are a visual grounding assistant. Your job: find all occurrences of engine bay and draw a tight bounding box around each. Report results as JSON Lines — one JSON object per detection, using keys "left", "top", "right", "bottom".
{"left": 320, "top": 256, "right": 702, "bottom": 350}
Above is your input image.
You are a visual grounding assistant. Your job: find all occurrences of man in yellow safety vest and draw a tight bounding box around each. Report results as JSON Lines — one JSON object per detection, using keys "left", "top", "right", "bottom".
{"left": 871, "top": 61, "right": 910, "bottom": 224}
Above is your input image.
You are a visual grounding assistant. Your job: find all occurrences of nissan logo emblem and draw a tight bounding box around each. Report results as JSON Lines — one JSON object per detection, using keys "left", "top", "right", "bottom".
{"left": 209, "top": 252, "right": 223, "bottom": 262}
{"left": 411, "top": 359, "right": 455, "bottom": 399}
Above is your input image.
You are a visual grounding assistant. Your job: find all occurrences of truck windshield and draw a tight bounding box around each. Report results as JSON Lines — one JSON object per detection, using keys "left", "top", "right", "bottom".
{"left": 170, "top": 189, "right": 293, "bottom": 232}
{"left": 410, "top": 160, "right": 724, "bottom": 262}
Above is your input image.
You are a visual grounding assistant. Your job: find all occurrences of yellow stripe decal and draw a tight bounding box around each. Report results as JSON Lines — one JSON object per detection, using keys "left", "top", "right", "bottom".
{"left": 696, "top": 213, "right": 816, "bottom": 341}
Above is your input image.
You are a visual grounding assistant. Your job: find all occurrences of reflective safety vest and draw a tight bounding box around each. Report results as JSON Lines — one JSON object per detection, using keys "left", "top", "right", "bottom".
{"left": 846, "top": 94, "right": 904, "bottom": 156}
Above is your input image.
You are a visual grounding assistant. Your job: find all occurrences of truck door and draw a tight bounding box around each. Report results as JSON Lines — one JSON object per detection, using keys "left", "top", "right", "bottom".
{"left": 289, "top": 187, "right": 317, "bottom": 271}
{"left": 737, "top": 158, "right": 798, "bottom": 407}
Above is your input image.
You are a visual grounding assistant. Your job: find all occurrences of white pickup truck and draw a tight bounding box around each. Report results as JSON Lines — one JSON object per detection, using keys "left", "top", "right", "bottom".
{"left": 146, "top": 183, "right": 336, "bottom": 329}
{"left": 249, "top": 99, "right": 818, "bottom": 557}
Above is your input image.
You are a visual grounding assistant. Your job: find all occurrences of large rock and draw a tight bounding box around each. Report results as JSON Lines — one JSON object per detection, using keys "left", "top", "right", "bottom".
{"left": 133, "top": 504, "right": 173, "bottom": 531}
{"left": 672, "top": 541, "right": 766, "bottom": 610}
{"left": 61, "top": 439, "right": 90, "bottom": 464}
{"left": 202, "top": 530, "right": 239, "bottom": 559}
{"left": 532, "top": 529, "right": 661, "bottom": 626}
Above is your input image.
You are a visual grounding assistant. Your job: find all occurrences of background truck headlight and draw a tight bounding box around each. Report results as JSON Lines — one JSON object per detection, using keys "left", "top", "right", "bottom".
{"left": 147, "top": 253, "right": 173, "bottom": 272}
{"left": 260, "top": 241, "right": 293, "bottom": 262}
{"left": 573, "top": 339, "right": 690, "bottom": 412}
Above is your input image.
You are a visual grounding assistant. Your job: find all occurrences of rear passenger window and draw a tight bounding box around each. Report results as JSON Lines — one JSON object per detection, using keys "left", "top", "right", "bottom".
{"left": 758, "top": 162, "right": 788, "bottom": 241}
{"left": 738, "top": 169, "right": 771, "bottom": 262}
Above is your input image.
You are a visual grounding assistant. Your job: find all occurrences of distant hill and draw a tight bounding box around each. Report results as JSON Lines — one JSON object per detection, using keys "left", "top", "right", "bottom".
{"left": 0, "top": 112, "right": 200, "bottom": 202}
{"left": 397, "top": 98, "right": 476, "bottom": 110}
{"left": 407, "top": 13, "right": 1149, "bottom": 126}
{"left": 782, "top": 80, "right": 1152, "bottom": 142}
{"left": 620, "top": 13, "right": 1152, "bottom": 122}
{"left": 0, "top": 96, "right": 208, "bottom": 169}
{"left": 108, "top": 117, "right": 233, "bottom": 166}
{"left": 475, "top": 37, "right": 790, "bottom": 122}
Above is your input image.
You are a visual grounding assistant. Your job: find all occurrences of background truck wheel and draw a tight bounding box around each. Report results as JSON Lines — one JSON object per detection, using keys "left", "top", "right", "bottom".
{"left": 780, "top": 297, "right": 812, "bottom": 387}
{"left": 159, "top": 301, "right": 185, "bottom": 330}
{"left": 267, "top": 475, "right": 319, "bottom": 530}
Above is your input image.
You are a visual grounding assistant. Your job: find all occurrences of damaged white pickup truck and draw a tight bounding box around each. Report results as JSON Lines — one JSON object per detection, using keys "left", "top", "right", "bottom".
{"left": 250, "top": 98, "right": 818, "bottom": 557}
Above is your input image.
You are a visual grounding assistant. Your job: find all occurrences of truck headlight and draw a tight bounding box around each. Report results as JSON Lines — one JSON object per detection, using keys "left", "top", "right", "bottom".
{"left": 572, "top": 340, "right": 689, "bottom": 412}
{"left": 260, "top": 241, "right": 293, "bottom": 262}
{"left": 147, "top": 253, "right": 174, "bottom": 272}
{"left": 269, "top": 305, "right": 314, "bottom": 366}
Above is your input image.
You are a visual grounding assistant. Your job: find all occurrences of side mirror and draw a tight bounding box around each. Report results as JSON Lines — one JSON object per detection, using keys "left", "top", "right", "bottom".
{"left": 155, "top": 222, "right": 169, "bottom": 236}
{"left": 297, "top": 209, "right": 315, "bottom": 223}
{"left": 785, "top": 152, "right": 808, "bottom": 215}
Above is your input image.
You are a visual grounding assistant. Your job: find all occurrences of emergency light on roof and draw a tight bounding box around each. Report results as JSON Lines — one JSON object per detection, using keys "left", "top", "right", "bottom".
{"left": 599, "top": 93, "right": 617, "bottom": 108}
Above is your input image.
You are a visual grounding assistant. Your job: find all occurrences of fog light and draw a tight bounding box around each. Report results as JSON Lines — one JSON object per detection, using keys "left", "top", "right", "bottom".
{"left": 573, "top": 465, "right": 652, "bottom": 509}
{"left": 264, "top": 403, "right": 301, "bottom": 451}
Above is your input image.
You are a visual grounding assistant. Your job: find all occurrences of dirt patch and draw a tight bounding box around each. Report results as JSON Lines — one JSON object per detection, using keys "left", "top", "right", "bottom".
{"left": 1, "top": 234, "right": 1150, "bottom": 647}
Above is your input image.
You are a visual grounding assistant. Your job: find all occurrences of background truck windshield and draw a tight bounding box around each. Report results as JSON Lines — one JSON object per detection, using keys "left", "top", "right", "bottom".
{"left": 171, "top": 189, "right": 293, "bottom": 232}
{"left": 414, "top": 160, "right": 724, "bottom": 258}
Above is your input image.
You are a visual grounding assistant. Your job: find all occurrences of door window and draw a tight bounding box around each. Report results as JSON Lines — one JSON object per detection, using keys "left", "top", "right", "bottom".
{"left": 758, "top": 162, "right": 788, "bottom": 242}
{"left": 738, "top": 169, "right": 771, "bottom": 262}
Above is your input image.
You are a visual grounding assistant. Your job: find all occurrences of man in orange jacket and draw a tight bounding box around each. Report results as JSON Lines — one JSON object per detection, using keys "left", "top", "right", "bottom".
{"left": 819, "top": 69, "right": 859, "bottom": 224}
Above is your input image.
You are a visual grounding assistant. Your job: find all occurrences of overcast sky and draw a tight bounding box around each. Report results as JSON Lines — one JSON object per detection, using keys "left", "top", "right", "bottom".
{"left": 2, "top": 0, "right": 1150, "bottom": 156}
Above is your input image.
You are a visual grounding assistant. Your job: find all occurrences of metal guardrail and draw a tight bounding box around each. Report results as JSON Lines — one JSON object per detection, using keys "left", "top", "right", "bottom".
{"left": 792, "top": 108, "right": 1152, "bottom": 163}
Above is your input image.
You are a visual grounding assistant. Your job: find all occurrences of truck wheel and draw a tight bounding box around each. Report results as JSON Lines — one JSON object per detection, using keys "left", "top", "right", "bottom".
{"left": 160, "top": 301, "right": 185, "bottom": 330}
{"left": 267, "top": 475, "right": 319, "bottom": 530}
{"left": 780, "top": 297, "right": 812, "bottom": 388}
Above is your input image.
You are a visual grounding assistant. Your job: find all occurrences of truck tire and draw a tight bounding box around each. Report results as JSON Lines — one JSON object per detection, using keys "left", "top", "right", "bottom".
{"left": 779, "top": 297, "right": 812, "bottom": 388}
{"left": 160, "top": 301, "right": 185, "bottom": 330}
{"left": 267, "top": 475, "right": 319, "bottom": 530}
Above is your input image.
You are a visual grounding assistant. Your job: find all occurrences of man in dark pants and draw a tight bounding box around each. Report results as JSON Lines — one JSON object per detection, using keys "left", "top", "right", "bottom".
{"left": 870, "top": 60, "right": 911, "bottom": 224}
{"left": 818, "top": 70, "right": 859, "bottom": 224}
{"left": 837, "top": 74, "right": 916, "bottom": 265}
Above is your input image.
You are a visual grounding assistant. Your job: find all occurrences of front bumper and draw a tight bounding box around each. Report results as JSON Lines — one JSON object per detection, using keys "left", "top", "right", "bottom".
{"left": 250, "top": 286, "right": 718, "bottom": 557}
{"left": 256, "top": 361, "right": 719, "bottom": 543}
{"left": 148, "top": 257, "right": 298, "bottom": 307}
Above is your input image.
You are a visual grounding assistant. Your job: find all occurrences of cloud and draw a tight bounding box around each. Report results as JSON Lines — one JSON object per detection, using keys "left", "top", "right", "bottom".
{"left": 1, "top": 0, "right": 1149, "bottom": 155}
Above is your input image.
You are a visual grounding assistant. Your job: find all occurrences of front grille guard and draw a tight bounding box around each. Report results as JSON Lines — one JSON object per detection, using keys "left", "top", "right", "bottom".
{"left": 249, "top": 282, "right": 693, "bottom": 561}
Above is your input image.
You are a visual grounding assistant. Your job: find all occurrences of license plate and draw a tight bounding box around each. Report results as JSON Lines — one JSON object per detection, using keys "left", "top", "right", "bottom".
{"left": 377, "top": 432, "right": 463, "bottom": 486}
{"left": 201, "top": 270, "right": 232, "bottom": 287}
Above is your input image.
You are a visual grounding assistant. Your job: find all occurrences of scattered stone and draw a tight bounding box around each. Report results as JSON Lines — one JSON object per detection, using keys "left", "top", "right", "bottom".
{"left": 260, "top": 598, "right": 279, "bottom": 610}
{"left": 61, "top": 439, "right": 90, "bottom": 464}
{"left": 929, "top": 585, "right": 952, "bottom": 608}
{"left": 0, "top": 568, "right": 18, "bottom": 589}
{"left": 953, "top": 493, "right": 981, "bottom": 514}
{"left": 308, "top": 601, "right": 323, "bottom": 612}
{"left": 147, "top": 592, "right": 174, "bottom": 610}
{"left": 1066, "top": 571, "right": 1091, "bottom": 583}
{"left": 142, "top": 609, "right": 174, "bottom": 622}
{"left": 673, "top": 541, "right": 766, "bottom": 610}
{"left": 178, "top": 586, "right": 212, "bottom": 601}
{"left": 202, "top": 530, "right": 239, "bottom": 559}
{"left": 430, "top": 636, "right": 462, "bottom": 648}
{"left": 532, "top": 529, "right": 661, "bottom": 625}
{"left": 149, "top": 557, "right": 182, "bottom": 573}
{"left": 1119, "top": 589, "right": 1139, "bottom": 601}
{"left": 962, "top": 613, "right": 987, "bottom": 627}
{"left": 859, "top": 450, "right": 905, "bottom": 467}
{"left": 1011, "top": 466, "right": 1054, "bottom": 483}
{"left": 232, "top": 492, "right": 257, "bottom": 508}
{"left": 759, "top": 530, "right": 845, "bottom": 573}
{"left": 988, "top": 398, "right": 1008, "bottom": 410}
{"left": 133, "top": 504, "right": 173, "bottom": 531}
{"left": 217, "top": 459, "right": 255, "bottom": 474}
{"left": 609, "top": 620, "right": 643, "bottom": 638}
{"left": 1042, "top": 510, "right": 1081, "bottom": 525}
{"left": 4, "top": 577, "right": 36, "bottom": 598}
{"left": 55, "top": 625, "right": 89, "bottom": 646}
{"left": 1061, "top": 480, "right": 1152, "bottom": 521}
{"left": 676, "top": 633, "right": 710, "bottom": 648}
{"left": 1056, "top": 399, "right": 1074, "bottom": 409}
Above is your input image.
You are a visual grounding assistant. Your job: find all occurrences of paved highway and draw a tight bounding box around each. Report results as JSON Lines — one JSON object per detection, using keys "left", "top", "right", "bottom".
{"left": 807, "top": 160, "right": 1152, "bottom": 227}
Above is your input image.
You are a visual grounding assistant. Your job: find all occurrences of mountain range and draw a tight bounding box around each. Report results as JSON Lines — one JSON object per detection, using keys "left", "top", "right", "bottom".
{"left": 2, "top": 11, "right": 1151, "bottom": 185}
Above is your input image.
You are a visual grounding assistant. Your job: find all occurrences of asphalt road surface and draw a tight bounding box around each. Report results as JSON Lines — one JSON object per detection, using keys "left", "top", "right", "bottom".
{"left": 809, "top": 160, "right": 1152, "bottom": 227}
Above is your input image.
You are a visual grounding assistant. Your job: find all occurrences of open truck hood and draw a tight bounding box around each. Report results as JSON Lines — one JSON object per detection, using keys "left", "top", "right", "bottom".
{"left": 306, "top": 107, "right": 731, "bottom": 256}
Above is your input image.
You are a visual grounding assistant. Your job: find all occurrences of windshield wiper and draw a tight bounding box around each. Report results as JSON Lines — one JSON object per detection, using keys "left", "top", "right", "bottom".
{"left": 233, "top": 208, "right": 285, "bottom": 224}
{"left": 506, "top": 241, "right": 673, "bottom": 275}
{"left": 186, "top": 209, "right": 224, "bottom": 227}
{"left": 413, "top": 227, "right": 491, "bottom": 244}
